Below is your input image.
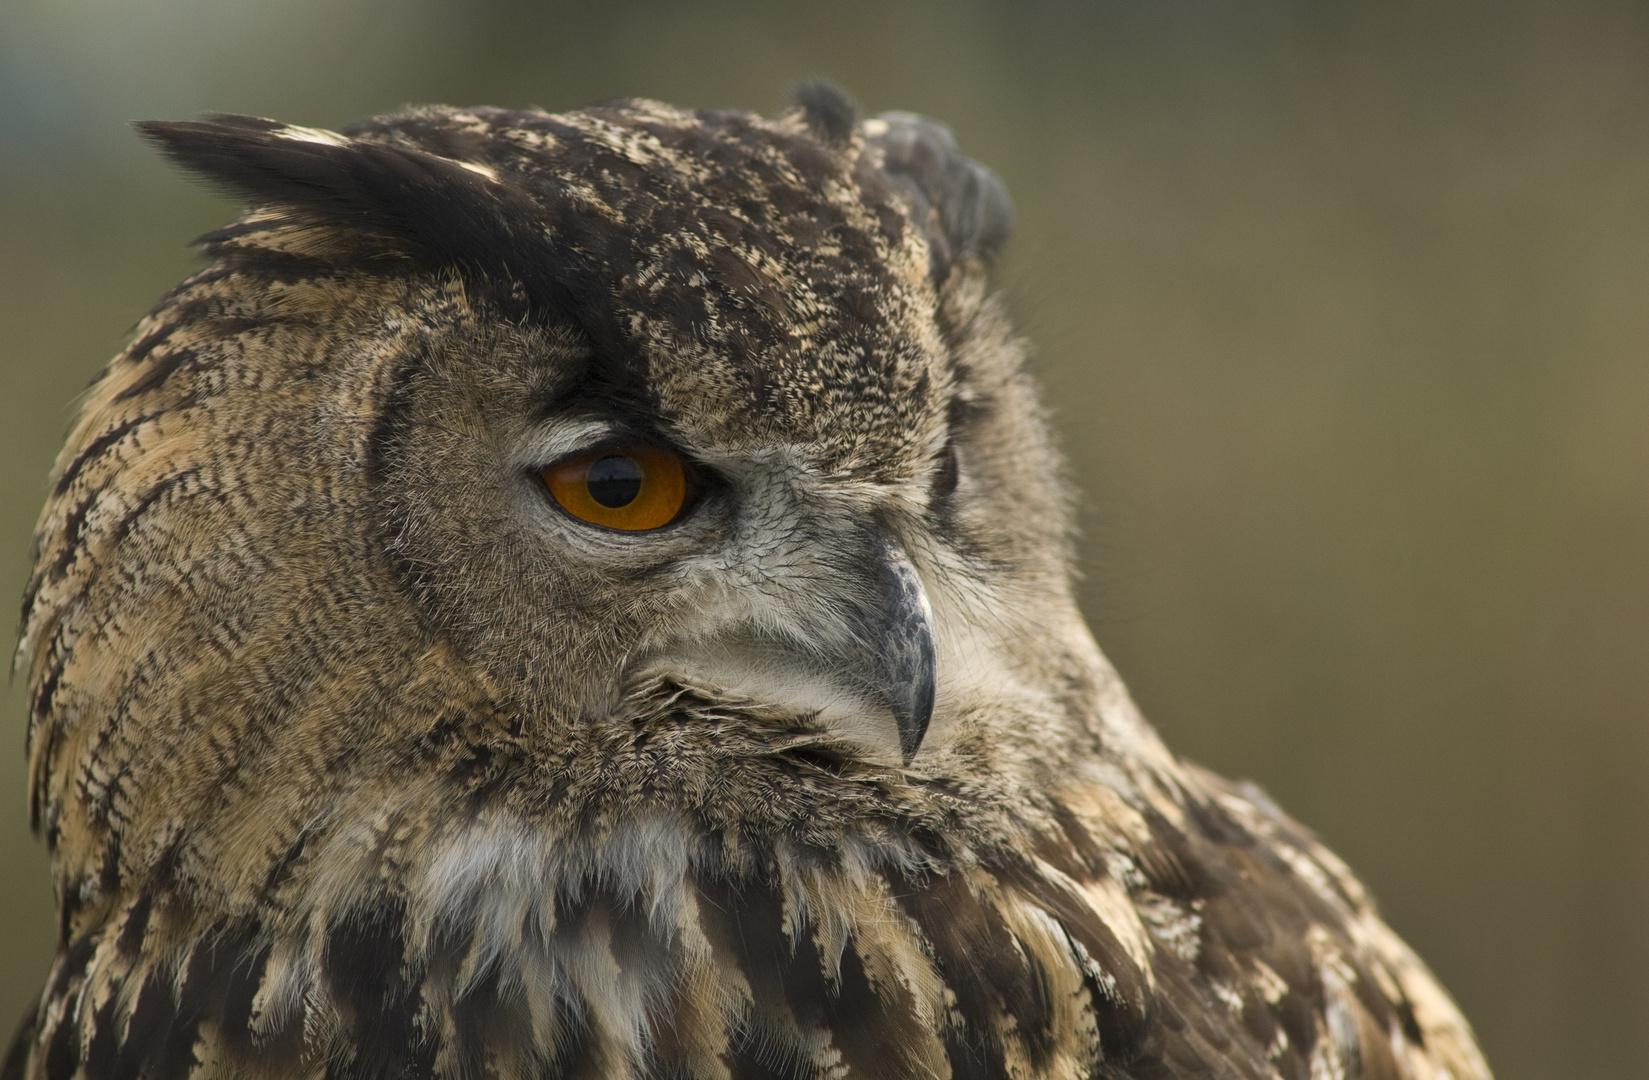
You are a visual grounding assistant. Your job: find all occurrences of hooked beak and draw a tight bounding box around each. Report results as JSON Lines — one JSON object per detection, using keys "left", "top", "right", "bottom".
{"left": 873, "top": 541, "right": 936, "bottom": 763}
{"left": 630, "top": 533, "right": 936, "bottom": 765}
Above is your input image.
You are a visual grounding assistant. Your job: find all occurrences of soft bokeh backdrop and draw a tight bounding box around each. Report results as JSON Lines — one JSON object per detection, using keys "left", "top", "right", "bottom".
{"left": 4, "top": 2, "right": 1647, "bottom": 1076}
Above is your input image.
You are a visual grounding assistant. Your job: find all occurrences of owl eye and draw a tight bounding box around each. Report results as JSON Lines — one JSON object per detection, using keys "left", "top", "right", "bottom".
{"left": 543, "top": 446, "right": 689, "bottom": 531}
{"left": 932, "top": 441, "right": 959, "bottom": 497}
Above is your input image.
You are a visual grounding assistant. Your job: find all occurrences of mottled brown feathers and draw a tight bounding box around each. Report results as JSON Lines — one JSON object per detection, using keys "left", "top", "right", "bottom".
{"left": 13, "top": 89, "right": 1490, "bottom": 1080}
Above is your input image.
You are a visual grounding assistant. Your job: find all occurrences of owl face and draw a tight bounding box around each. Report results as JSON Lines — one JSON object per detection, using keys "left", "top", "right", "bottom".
{"left": 378, "top": 308, "right": 952, "bottom": 765}
{"left": 86, "top": 92, "right": 1080, "bottom": 788}
{"left": 341, "top": 106, "right": 1045, "bottom": 767}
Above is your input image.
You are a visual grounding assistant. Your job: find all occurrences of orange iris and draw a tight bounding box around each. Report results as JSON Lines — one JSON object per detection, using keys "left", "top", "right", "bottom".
{"left": 543, "top": 446, "right": 688, "bottom": 531}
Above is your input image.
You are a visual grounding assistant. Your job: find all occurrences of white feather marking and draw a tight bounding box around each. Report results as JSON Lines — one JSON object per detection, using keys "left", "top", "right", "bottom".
{"left": 1249, "top": 957, "right": 1289, "bottom": 1005}
{"left": 638, "top": 642, "right": 904, "bottom": 764}
{"left": 1210, "top": 979, "right": 1244, "bottom": 1015}
{"left": 398, "top": 811, "right": 706, "bottom": 1074}
{"left": 452, "top": 158, "right": 500, "bottom": 181}
{"left": 1080, "top": 870, "right": 1168, "bottom": 969}
{"left": 273, "top": 124, "right": 350, "bottom": 147}
{"left": 409, "top": 811, "right": 697, "bottom": 995}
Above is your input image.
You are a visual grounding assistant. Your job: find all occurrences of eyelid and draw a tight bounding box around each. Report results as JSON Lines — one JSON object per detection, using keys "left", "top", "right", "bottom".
{"left": 511, "top": 419, "right": 624, "bottom": 471}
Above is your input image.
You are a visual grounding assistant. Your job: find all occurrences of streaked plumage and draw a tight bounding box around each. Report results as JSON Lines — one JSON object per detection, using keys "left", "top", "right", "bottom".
{"left": 6, "top": 85, "right": 1491, "bottom": 1080}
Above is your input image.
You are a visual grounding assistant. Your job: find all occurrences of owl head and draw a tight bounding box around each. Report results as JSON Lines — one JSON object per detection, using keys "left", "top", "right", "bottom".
{"left": 23, "top": 84, "right": 1116, "bottom": 914}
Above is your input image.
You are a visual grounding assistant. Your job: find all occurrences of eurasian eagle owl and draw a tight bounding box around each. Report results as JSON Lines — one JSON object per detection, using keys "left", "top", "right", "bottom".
{"left": 7, "top": 84, "right": 1491, "bottom": 1080}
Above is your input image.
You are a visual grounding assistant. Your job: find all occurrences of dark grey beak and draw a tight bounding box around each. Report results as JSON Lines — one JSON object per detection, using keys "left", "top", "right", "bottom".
{"left": 874, "top": 543, "right": 936, "bottom": 762}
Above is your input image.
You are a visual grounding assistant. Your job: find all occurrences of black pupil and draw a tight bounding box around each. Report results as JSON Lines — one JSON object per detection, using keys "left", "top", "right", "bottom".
{"left": 586, "top": 455, "right": 645, "bottom": 507}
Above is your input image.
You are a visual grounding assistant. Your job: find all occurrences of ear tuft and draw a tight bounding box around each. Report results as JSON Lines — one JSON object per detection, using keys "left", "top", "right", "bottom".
{"left": 134, "top": 116, "right": 536, "bottom": 266}
{"left": 790, "top": 80, "right": 859, "bottom": 149}
{"left": 864, "top": 111, "right": 1014, "bottom": 279}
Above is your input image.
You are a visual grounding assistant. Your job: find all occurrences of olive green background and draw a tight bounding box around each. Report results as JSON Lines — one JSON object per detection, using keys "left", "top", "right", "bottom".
{"left": 3, "top": 2, "right": 1647, "bottom": 1077}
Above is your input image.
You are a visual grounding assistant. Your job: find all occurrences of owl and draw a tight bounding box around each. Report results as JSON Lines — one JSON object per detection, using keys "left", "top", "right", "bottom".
{"left": 6, "top": 84, "right": 1491, "bottom": 1080}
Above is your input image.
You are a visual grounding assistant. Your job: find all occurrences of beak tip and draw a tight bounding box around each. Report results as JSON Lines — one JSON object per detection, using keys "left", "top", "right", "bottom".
{"left": 878, "top": 545, "right": 937, "bottom": 764}
{"left": 894, "top": 683, "right": 934, "bottom": 764}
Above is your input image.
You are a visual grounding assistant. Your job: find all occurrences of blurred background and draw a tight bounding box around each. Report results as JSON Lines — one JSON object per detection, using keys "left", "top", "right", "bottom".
{"left": 2, "top": 1, "right": 1646, "bottom": 1076}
